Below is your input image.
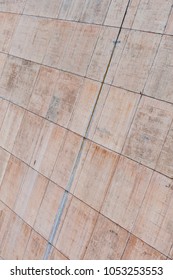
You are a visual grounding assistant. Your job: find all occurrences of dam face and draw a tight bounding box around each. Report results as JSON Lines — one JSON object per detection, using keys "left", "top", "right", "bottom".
{"left": 0, "top": 0, "right": 173, "bottom": 260}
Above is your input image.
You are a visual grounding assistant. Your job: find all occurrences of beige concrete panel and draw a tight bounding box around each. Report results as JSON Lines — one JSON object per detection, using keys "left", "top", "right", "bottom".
{"left": 123, "top": 96, "right": 173, "bottom": 169}
{"left": 68, "top": 79, "right": 100, "bottom": 136}
{"left": 133, "top": 172, "right": 173, "bottom": 257}
{"left": 170, "top": 245, "right": 173, "bottom": 259}
{"left": 34, "top": 181, "right": 71, "bottom": 240}
{"left": 144, "top": 36, "right": 173, "bottom": 104}
{"left": 0, "top": 155, "right": 28, "bottom": 209}
{"left": 0, "top": 103, "right": 24, "bottom": 152}
{"left": 58, "top": 0, "right": 85, "bottom": 21}
{"left": 0, "top": 147, "right": 10, "bottom": 185}
{"left": 91, "top": 87, "right": 140, "bottom": 153}
{"left": 0, "top": 13, "right": 19, "bottom": 52}
{"left": 123, "top": 0, "right": 141, "bottom": 29}
{"left": 10, "top": 16, "right": 54, "bottom": 63}
{"left": 12, "top": 111, "right": 43, "bottom": 164}
{"left": 43, "top": 21, "right": 76, "bottom": 68}
{"left": 131, "top": 0, "right": 172, "bottom": 33}
{"left": 0, "top": 0, "right": 26, "bottom": 13}
{"left": 86, "top": 27, "right": 118, "bottom": 82}
{"left": 51, "top": 131, "right": 82, "bottom": 189}
{"left": 0, "top": 56, "right": 40, "bottom": 107}
{"left": 14, "top": 168, "right": 48, "bottom": 227}
{"left": 0, "top": 201, "right": 11, "bottom": 243}
{"left": 104, "top": 0, "right": 129, "bottom": 27}
{"left": 30, "top": 121, "right": 66, "bottom": 178}
{"left": 105, "top": 29, "right": 130, "bottom": 84}
{"left": 74, "top": 143, "right": 118, "bottom": 211}
{"left": 0, "top": 99, "right": 8, "bottom": 129}
{"left": 156, "top": 122, "right": 173, "bottom": 178}
{"left": 28, "top": 67, "right": 59, "bottom": 117}
{"left": 23, "top": 230, "right": 47, "bottom": 260}
{"left": 46, "top": 71, "right": 84, "bottom": 127}
{"left": 87, "top": 84, "right": 110, "bottom": 139}
{"left": 0, "top": 53, "right": 7, "bottom": 77}
{"left": 79, "top": 0, "right": 111, "bottom": 24}
{"left": 111, "top": 31, "right": 161, "bottom": 93}
{"left": 59, "top": 0, "right": 112, "bottom": 24}
{"left": 101, "top": 156, "right": 152, "bottom": 232}
{"left": 48, "top": 248, "right": 68, "bottom": 260}
{"left": 0, "top": 201, "right": 12, "bottom": 248}
{"left": 56, "top": 197, "right": 98, "bottom": 259}
{"left": 24, "top": 0, "right": 63, "bottom": 18}
{"left": 165, "top": 9, "right": 173, "bottom": 35}
{"left": 61, "top": 23, "right": 101, "bottom": 76}
{"left": 122, "top": 235, "right": 167, "bottom": 260}
{"left": 69, "top": 140, "right": 91, "bottom": 194}
{"left": 84, "top": 214, "right": 129, "bottom": 259}
{"left": 0, "top": 212, "right": 31, "bottom": 259}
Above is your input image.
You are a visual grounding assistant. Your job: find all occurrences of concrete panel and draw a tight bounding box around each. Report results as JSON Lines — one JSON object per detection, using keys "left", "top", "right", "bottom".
{"left": 84, "top": 214, "right": 129, "bottom": 259}
{"left": 74, "top": 143, "right": 119, "bottom": 211}
{"left": 61, "top": 23, "right": 101, "bottom": 76}
{"left": 51, "top": 131, "right": 82, "bottom": 189}
{"left": 133, "top": 172, "right": 173, "bottom": 257}
{"left": 144, "top": 36, "right": 173, "bottom": 104}
{"left": 30, "top": 121, "right": 66, "bottom": 178}
{"left": 101, "top": 156, "right": 153, "bottom": 232}
{"left": 80, "top": 0, "right": 111, "bottom": 24}
{"left": 24, "top": 0, "right": 63, "bottom": 18}
{"left": 0, "top": 56, "right": 40, "bottom": 108}
{"left": 0, "top": 212, "right": 31, "bottom": 259}
{"left": 0, "top": 155, "right": 28, "bottom": 209}
{"left": 122, "top": 235, "right": 167, "bottom": 260}
{"left": 0, "top": 103, "right": 24, "bottom": 152}
{"left": 105, "top": 29, "right": 129, "bottom": 85}
{"left": 46, "top": 71, "right": 84, "bottom": 127}
{"left": 68, "top": 79, "right": 100, "bottom": 136}
{"left": 0, "top": 147, "right": 10, "bottom": 185}
{"left": 90, "top": 86, "right": 140, "bottom": 153}
{"left": 56, "top": 197, "right": 98, "bottom": 259}
{"left": 28, "top": 66, "right": 59, "bottom": 117}
{"left": 123, "top": 96, "right": 173, "bottom": 169}
{"left": 156, "top": 122, "right": 173, "bottom": 177}
{"left": 0, "top": 13, "right": 19, "bottom": 52}
{"left": 12, "top": 112, "right": 43, "bottom": 164}
{"left": 10, "top": 16, "right": 54, "bottom": 63}
{"left": 109, "top": 30, "right": 161, "bottom": 93}
{"left": 58, "top": 0, "right": 86, "bottom": 21}
{"left": 0, "top": 53, "right": 7, "bottom": 78}
{"left": 165, "top": 9, "right": 173, "bottom": 35}
{"left": 14, "top": 168, "right": 48, "bottom": 226}
{"left": 130, "top": 0, "right": 172, "bottom": 33}
{"left": 43, "top": 21, "right": 76, "bottom": 68}
{"left": 0, "top": 0, "right": 26, "bottom": 13}
{"left": 0, "top": 202, "right": 13, "bottom": 250}
{"left": 0, "top": 99, "right": 8, "bottom": 129}
{"left": 86, "top": 27, "right": 118, "bottom": 82}
{"left": 34, "top": 181, "right": 71, "bottom": 240}
{"left": 123, "top": 0, "right": 141, "bottom": 29}
{"left": 104, "top": 0, "right": 129, "bottom": 27}
{"left": 23, "top": 230, "right": 47, "bottom": 260}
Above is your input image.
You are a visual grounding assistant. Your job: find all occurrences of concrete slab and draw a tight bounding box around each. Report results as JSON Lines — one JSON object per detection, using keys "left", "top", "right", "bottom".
{"left": 84, "top": 214, "right": 129, "bottom": 259}
{"left": 123, "top": 96, "right": 173, "bottom": 169}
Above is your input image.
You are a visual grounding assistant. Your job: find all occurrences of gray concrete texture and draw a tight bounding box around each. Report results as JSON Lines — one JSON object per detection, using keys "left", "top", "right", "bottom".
{"left": 0, "top": 0, "right": 173, "bottom": 260}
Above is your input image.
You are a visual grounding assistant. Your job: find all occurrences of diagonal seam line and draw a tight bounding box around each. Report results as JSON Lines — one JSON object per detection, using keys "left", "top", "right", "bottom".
{"left": 43, "top": 0, "right": 132, "bottom": 260}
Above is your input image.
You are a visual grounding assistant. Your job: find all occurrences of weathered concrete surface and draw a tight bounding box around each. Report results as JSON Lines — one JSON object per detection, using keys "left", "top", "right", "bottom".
{"left": 0, "top": 0, "right": 173, "bottom": 260}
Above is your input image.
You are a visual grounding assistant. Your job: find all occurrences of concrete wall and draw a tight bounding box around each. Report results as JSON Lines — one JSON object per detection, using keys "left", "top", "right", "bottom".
{"left": 0, "top": 0, "right": 173, "bottom": 259}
